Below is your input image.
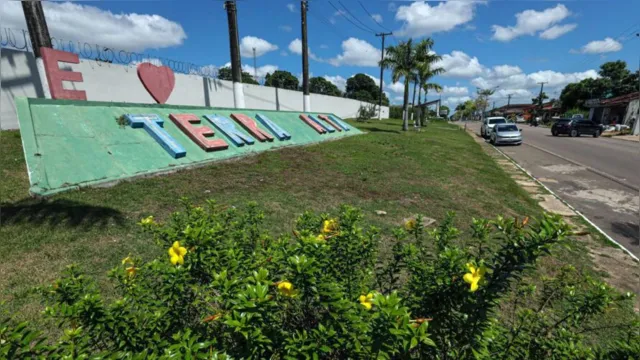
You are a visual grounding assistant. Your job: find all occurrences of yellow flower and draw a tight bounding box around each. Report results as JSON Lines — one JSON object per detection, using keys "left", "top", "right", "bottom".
{"left": 139, "top": 216, "right": 156, "bottom": 226}
{"left": 122, "top": 256, "right": 133, "bottom": 265}
{"left": 126, "top": 266, "right": 137, "bottom": 277}
{"left": 316, "top": 234, "right": 326, "bottom": 242}
{"left": 463, "top": 263, "right": 486, "bottom": 292}
{"left": 168, "top": 241, "right": 187, "bottom": 265}
{"left": 404, "top": 218, "right": 417, "bottom": 231}
{"left": 276, "top": 281, "right": 297, "bottom": 297}
{"left": 359, "top": 293, "right": 374, "bottom": 310}
{"left": 321, "top": 219, "right": 339, "bottom": 235}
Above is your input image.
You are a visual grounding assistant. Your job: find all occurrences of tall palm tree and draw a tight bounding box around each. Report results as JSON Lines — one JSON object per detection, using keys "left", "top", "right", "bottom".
{"left": 416, "top": 62, "right": 444, "bottom": 125}
{"left": 380, "top": 39, "right": 416, "bottom": 131}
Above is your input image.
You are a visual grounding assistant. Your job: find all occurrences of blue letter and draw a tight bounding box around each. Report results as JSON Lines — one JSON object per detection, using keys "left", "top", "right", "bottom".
{"left": 204, "top": 114, "right": 255, "bottom": 147}
{"left": 256, "top": 113, "right": 291, "bottom": 140}
{"left": 124, "top": 114, "right": 186, "bottom": 158}
{"left": 308, "top": 114, "right": 335, "bottom": 133}
{"left": 327, "top": 115, "right": 350, "bottom": 131}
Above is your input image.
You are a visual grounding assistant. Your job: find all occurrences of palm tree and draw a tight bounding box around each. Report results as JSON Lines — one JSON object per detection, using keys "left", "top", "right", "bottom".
{"left": 410, "top": 38, "right": 442, "bottom": 126}
{"left": 380, "top": 39, "right": 417, "bottom": 131}
{"left": 416, "top": 62, "right": 444, "bottom": 126}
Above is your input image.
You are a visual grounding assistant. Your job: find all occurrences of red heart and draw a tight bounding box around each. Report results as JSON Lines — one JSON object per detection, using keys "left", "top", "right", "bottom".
{"left": 137, "top": 63, "right": 175, "bottom": 104}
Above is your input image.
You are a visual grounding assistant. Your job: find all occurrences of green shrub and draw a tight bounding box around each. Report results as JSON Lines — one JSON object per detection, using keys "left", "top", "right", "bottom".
{"left": 1, "top": 202, "right": 637, "bottom": 359}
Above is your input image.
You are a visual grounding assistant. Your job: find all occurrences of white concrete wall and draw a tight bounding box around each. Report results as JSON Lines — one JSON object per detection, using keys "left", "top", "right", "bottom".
{"left": 1, "top": 49, "right": 389, "bottom": 130}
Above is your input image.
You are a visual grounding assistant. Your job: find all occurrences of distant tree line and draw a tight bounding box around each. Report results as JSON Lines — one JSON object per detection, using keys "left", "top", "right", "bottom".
{"left": 215, "top": 67, "right": 389, "bottom": 105}
{"left": 559, "top": 60, "right": 639, "bottom": 109}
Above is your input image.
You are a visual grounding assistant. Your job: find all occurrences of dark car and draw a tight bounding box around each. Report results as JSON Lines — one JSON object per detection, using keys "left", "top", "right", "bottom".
{"left": 551, "top": 119, "right": 603, "bottom": 138}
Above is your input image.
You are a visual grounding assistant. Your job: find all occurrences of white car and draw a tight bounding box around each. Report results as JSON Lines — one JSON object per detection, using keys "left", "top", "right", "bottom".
{"left": 490, "top": 123, "right": 523, "bottom": 146}
{"left": 481, "top": 117, "right": 507, "bottom": 138}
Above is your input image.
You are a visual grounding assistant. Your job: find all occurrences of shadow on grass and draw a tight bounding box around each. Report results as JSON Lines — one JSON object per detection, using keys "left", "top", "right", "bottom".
{"left": 365, "top": 127, "right": 401, "bottom": 134}
{"left": 0, "top": 199, "right": 124, "bottom": 228}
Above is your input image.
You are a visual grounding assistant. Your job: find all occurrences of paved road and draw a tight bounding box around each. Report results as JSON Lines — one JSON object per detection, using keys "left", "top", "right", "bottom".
{"left": 518, "top": 125, "right": 638, "bottom": 186}
{"left": 462, "top": 121, "right": 639, "bottom": 257}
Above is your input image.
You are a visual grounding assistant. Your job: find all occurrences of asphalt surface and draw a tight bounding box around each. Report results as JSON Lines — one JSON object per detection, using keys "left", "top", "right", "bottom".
{"left": 463, "top": 121, "right": 639, "bottom": 257}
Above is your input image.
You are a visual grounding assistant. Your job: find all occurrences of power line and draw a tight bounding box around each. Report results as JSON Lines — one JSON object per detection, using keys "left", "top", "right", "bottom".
{"left": 307, "top": 7, "right": 349, "bottom": 40}
{"left": 337, "top": 0, "right": 377, "bottom": 33}
{"left": 358, "top": 0, "right": 391, "bottom": 32}
{"left": 327, "top": 0, "right": 373, "bottom": 35}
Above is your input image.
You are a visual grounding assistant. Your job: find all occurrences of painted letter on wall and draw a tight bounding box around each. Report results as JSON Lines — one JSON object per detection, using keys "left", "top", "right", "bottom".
{"left": 316, "top": 114, "right": 342, "bottom": 132}
{"left": 40, "top": 47, "right": 87, "bottom": 100}
{"left": 299, "top": 114, "right": 326, "bottom": 134}
{"left": 323, "top": 114, "right": 351, "bottom": 131}
{"left": 256, "top": 113, "right": 291, "bottom": 140}
{"left": 231, "top": 113, "right": 274, "bottom": 142}
{"left": 169, "top": 114, "right": 228, "bottom": 152}
{"left": 204, "top": 114, "right": 255, "bottom": 147}
{"left": 308, "top": 115, "right": 335, "bottom": 133}
{"left": 124, "top": 114, "right": 186, "bottom": 158}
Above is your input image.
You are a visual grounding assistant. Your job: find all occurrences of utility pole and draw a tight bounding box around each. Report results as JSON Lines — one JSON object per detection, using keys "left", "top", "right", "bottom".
{"left": 252, "top": 47, "right": 258, "bottom": 83}
{"left": 22, "top": 1, "right": 52, "bottom": 58}
{"left": 225, "top": 0, "right": 245, "bottom": 108}
{"left": 507, "top": 94, "right": 512, "bottom": 107}
{"left": 22, "top": 0, "right": 53, "bottom": 98}
{"left": 301, "top": 0, "right": 310, "bottom": 112}
{"left": 537, "top": 82, "right": 547, "bottom": 116}
{"left": 376, "top": 32, "right": 392, "bottom": 120}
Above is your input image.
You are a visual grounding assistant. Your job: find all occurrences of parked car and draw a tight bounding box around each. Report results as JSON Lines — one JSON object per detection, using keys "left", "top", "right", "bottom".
{"left": 490, "top": 123, "right": 523, "bottom": 145}
{"left": 481, "top": 117, "right": 507, "bottom": 138}
{"left": 551, "top": 118, "right": 604, "bottom": 137}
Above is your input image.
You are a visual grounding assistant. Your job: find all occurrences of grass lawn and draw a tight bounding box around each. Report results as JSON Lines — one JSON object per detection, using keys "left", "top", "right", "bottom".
{"left": 0, "top": 119, "right": 625, "bottom": 334}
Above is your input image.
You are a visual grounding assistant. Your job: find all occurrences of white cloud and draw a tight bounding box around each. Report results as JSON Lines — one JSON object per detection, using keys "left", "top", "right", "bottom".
{"left": 492, "top": 4, "right": 571, "bottom": 42}
{"left": 319, "top": 44, "right": 329, "bottom": 49}
{"left": 443, "top": 96, "right": 471, "bottom": 106}
{"left": 371, "top": 14, "right": 383, "bottom": 23}
{"left": 324, "top": 75, "right": 347, "bottom": 92}
{"left": 578, "top": 37, "right": 623, "bottom": 54}
{"left": 471, "top": 69, "right": 599, "bottom": 93}
{"left": 388, "top": 3, "right": 397, "bottom": 12}
{"left": 329, "top": 38, "right": 381, "bottom": 67}
{"left": 279, "top": 25, "right": 292, "bottom": 32}
{"left": 436, "top": 51, "right": 486, "bottom": 78}
{"left": 395, "top": 0, "right": 481, "bottom": 37}
{"left": 387, "top": 81, "right": 405, "bottom": 93}
{"left": 280, "top": 50, "right": 288, "bottom": 56}
{"left": 288, "top": 38, "right": 321, "bottom": 61}
{"left": 287, "top": 3, "right": 296, "bottom": 12}
{"left": 0, "top": 1, "right": 186, "bottom": 52}
{"left": 239, "top": 36, "right": 278, "bottom": 57}
{"left": 221, "top": 62, "right": 278, "bottom": 79}
{"left": 493, "top": 65, "right": 522, "bottom": 78}
{"left": 442, "top": 86, "right": 469, "bottom": 95}
{"left": 539, "top": 23, "right": 577, "bottom": 40}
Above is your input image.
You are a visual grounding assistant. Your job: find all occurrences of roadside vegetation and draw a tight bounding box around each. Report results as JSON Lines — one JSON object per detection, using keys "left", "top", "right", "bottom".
{"left": 1, "top": 120, "right": 638, "bottom": 358}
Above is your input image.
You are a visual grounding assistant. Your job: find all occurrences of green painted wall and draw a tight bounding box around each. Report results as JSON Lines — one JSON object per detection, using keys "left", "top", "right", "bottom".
{"left": 16, "top": 98, "right": 361, "bottom": 196}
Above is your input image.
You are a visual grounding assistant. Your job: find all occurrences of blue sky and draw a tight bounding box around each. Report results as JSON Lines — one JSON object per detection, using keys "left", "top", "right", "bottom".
{"left": 2, "top": 0, "right": 639, "bottom": 107}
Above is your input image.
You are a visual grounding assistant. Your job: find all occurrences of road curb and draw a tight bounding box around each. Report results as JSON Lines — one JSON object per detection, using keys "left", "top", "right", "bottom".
{"left": 522, "top": 142, "right": 639, "bottom": 192}
{"left": 490, "top": 144, "right": 639, "bottom": 262}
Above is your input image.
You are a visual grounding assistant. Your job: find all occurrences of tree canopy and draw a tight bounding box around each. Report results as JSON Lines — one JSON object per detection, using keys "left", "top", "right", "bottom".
{"left": 217, "top": 67, "right": 259, "bottom": 85}
{"left": 309, "top": 77, "right": 342, "bottom": 97}
{"left": 532, "top": 92, "right": 549, "bottom": 105}
{"left": 559, "top": 60, "right": 639, "bottom": 109}
{"left": 264, "top": 71, "right": 299, "bottom": 90}
{"left": 345, "top": 74, "right": 389, "bottom": 106}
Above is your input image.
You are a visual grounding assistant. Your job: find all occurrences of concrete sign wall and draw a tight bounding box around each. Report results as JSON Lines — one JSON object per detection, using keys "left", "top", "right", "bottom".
{"left": 1, "top": 48, "right": 389, "bottom": 129}
{"left": 16, "top": 98, "right": 362, "bottom": 196}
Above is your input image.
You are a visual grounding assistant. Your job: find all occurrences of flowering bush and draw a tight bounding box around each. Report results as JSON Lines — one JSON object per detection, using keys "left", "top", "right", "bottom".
{"left": 1, "top": 201, "right": 637, "bottom": 359}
